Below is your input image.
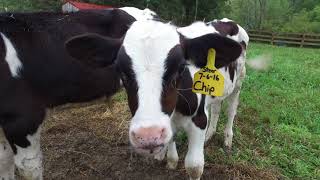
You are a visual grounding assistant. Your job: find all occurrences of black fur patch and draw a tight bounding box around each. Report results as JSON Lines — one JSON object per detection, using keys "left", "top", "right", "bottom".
{"left": 191, "top": 95, "right": 207, "bottom": 129}
{"left": 209, "top": 20, "right": 239, "bottom": 36}
{"left": 116, "top": 47, "right": 139, "bottom": 116}
{"left": 240, "top": 41, "right": 247, "bottom": 50}
{"left": 228, "top": 61, "right": 237, "bottom": 82}
{"left": 161, "top": 45, "right": 185, "bottom": 115}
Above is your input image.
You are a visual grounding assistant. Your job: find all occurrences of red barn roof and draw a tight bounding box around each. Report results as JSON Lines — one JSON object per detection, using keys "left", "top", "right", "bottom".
{"left": 66, "top": 1, "right": 113, "bottom": 10}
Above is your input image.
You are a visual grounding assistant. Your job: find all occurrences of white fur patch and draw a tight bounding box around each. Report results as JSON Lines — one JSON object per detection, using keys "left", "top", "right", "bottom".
{"left": 120, "top": 7, "right": 157, "bottom": 21}
{"left": 1, "top": 33, "right": 23, "bottom": 78}
{"left": 237, "top": 25, "right": 249, "bottom": 45}
{"left": 14, "top": 127, "right": 43, "bottom": 180}
{"left": 177, "top": 21, "right": 218, "bottom": 39}
{"left": 0, "top": 128, "right": 15, "bottom": 179}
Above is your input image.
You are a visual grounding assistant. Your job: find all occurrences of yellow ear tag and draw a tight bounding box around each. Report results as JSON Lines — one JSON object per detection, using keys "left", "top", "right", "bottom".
{"left": 192, "top": 48, "right": 224, "bottom": 96}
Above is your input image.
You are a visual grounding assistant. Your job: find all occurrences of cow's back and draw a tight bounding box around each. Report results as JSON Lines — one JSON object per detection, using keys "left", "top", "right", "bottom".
{"left": 0, "top": 10, "right": 135, "bottom": 106}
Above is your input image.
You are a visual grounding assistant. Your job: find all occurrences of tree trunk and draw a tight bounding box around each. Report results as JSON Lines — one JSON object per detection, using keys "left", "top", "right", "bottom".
{"left": 258, "top": 0, "right": 266, "bottom": 29}
{"left": 194, "top": 0, "right": 198, "bottom": 21}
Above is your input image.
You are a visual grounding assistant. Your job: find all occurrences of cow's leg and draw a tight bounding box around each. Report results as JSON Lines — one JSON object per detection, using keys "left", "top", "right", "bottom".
{"left": 167, "top": 118, "right": 179, "bottom": 169}
{"left": 224, "top": 67, "right": 245, "bottom": 151}
{"left": 167, "top": 140, "right": 178, "bottom": 169}
{"left": 154, "top": 145, "right": 167, "bottom": 161}
{"left": 184, "top": 119, "right": 206, "bottom": 180}
{"left": 224, "top": 92, "right": 237, "bottom": 151}
{"left": 14, "top": 127, "right": 43, "bottom": 180}
{"left": 0, "top": 128, "right": 15, "bottom": 180}
{"left": 205, "top": 99, "right": 222, "bottom": 142}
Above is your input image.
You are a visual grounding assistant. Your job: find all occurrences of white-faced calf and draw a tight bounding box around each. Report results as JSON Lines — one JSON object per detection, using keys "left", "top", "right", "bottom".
{"left": 67, "top": 18, "right": 247, "bottom": 180}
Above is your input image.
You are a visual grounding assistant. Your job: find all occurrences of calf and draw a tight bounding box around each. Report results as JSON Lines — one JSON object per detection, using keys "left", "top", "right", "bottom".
{"left": 66, "top": 18, "right": 247, "bottom": 180}
{"left": 0, "top": 7, "right": 157, "bottom": 180}
{"left": 203, "top": 18, "right": 249, "bottom": 146}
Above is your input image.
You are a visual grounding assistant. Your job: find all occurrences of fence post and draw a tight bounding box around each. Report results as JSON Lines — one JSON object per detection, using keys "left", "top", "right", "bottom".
{"left": 271, "top": 32, "right": 274, "bottom": 45}
{"left": 300, "top": 34, "right": 305, "bottom": 48}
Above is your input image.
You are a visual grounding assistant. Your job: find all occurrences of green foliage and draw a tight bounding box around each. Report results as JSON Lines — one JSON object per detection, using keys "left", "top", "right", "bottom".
{"left": 0, "top": 0, "right": 61, "bottom": 12}
{"left": 87, "top": 0, "right": 320, "bottom": 33}
{"left": 281, "top": 5, "right": 320, "bottom": 33}
{"left": 84, "top": 0, "right": 227, "bottom": 25}
{"left": 224, "top": 0, "right": 320, "bottom": 33}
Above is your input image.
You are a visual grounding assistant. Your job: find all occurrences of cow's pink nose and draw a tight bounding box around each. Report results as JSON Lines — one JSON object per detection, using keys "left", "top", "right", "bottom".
{"left": 131, "top": 127, "right": 166, "bottom": 153}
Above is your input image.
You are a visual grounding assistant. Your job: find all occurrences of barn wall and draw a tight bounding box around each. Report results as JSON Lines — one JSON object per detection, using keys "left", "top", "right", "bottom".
{"left": 62, "top": 3, "right": 79, "bottom": 13}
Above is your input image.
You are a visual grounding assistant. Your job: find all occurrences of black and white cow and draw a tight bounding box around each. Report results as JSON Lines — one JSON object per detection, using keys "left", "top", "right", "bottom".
{"left": 66, "top": 18, "right": 248, "bottom": 180}
{"left": 0, "top": 7, "right": 158, "bottom": 180}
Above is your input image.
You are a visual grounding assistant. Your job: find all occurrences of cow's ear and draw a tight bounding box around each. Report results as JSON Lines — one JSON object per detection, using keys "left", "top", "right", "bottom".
{"left": 65, "top": 33, "right": 122, "bottom": 68}
{"left": 179, "top": 33, "right": 242, "bottom": 69}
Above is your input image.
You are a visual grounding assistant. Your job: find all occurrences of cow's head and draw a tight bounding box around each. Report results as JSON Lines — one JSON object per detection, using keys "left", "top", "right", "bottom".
{"left": 65, "top": 20, "right": 242, "bottom": 156}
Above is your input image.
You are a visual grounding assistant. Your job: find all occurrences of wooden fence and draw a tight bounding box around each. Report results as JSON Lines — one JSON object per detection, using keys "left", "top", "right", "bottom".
{"left": 248, "top": 30, "right": 320, "bottom": 48}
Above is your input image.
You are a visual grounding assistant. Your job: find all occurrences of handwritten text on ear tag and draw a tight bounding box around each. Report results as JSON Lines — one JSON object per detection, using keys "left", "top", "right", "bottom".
{"left": 192, "top": 48, "right": 224, "bottom": 96}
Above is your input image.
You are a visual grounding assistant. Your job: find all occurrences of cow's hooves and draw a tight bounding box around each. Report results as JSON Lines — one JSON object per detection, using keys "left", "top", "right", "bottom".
{"left": 190, "top": 178, "right": 200, "bottom": 180}
{"left": 204, "top": 132, "right": 216, "bottom": 143}
{"left": 186, "top": 166, "right": 203, "bottom": 180}
{"left": 154, "top": 152, "right": 166, "bottom": 161}
{"left": 167, "top": 159, "right": 178, "bottom": 169}
{"left": 204, "top": 137, "right": 210, "bottom": 143}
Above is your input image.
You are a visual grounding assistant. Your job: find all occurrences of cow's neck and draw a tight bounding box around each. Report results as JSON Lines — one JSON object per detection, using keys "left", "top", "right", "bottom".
{"left": 34, "top": 65, "right": 120, "bottom": 107}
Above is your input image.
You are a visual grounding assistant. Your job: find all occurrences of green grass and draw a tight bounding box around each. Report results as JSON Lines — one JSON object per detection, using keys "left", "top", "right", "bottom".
{"left": 204, "top": 43, "right": 320, "bottom": 179}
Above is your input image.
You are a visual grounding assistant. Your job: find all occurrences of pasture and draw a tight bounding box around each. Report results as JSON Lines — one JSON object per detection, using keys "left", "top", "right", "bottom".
{"left": 40, "top": 43, "right": 319, "bottom": 179}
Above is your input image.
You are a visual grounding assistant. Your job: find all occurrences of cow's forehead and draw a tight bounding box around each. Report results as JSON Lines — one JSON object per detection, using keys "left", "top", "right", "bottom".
{"left": 177, "top": 21, "right": 218, "bottom": 39}
{"left": 123, "top": 20, "right": 180, "bottom": 68}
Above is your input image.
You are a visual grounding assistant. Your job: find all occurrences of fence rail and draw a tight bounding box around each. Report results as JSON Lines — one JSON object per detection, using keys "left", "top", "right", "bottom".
{"left": 248, "top": 30, "right": 320, "bottom": 48}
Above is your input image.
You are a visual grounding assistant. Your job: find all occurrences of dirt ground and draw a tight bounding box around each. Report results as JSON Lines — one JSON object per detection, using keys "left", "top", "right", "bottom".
{"left": 41, "top": 96, "right": 280, "bottom": 180}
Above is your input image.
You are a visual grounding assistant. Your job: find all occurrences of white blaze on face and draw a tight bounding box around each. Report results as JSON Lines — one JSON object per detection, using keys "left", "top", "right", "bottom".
{"left": 1, "top": 33, "right": 23, "bottom": 78}
{"left": 123, "top": 20, "right": 179, "bottom": 140}
{"left": 119, "top": 7, "right": 157, "bottom": 20}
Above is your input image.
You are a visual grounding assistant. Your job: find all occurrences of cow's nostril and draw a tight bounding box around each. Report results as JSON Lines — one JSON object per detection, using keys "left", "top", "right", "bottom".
{"left": 131, "top": 131, "right": 136, "bottom": 138}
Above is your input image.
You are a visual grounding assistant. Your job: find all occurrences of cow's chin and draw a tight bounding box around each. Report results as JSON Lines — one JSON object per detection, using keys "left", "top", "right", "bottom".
{"left": 133, "top": 144, "right": 167, "bottom": 157}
